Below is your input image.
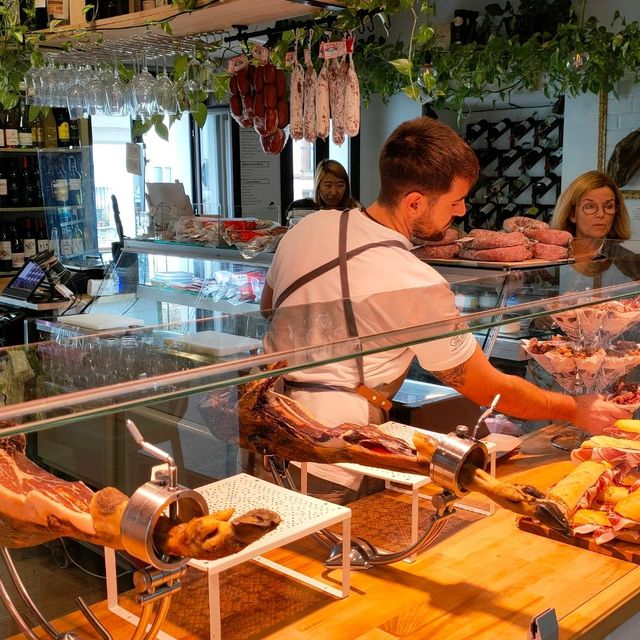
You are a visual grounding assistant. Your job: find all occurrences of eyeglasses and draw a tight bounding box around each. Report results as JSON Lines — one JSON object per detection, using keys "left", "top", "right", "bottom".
{"left": 578, "top": 200, "right": 618, "bottom": 216}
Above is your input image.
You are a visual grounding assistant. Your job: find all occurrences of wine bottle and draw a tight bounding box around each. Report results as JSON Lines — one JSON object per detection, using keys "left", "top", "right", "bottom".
{"left": 451, "top": 9, "right": 479, "bottom": 46}
{"left": 35, "top": 0, "right": 48, "bottom": 29}
{"left": 50, "top": 226, "right": 60, "bottom": 257}
{"left": 72, "top": 218, "right": 84, "bottom": 255}
{"left": 499, "top": 146, "right": 525, "bottom": 172}
{"left": 532, "top": 173, "right": 561, "bottom": 200}
{"left": 538, "top": 114, "right": 563, "bottom": 145}
{"left": 0, "top": 223, "right": 11, "bottom": 271}
{"left": 43, "top": 109, "right": 58, "bottom": 147}
{"left": 54, "top": 108, "right": 71, "bottom": 147}
{"left": 4, "top": 106, "right": 19, "bottom": 149}
{"left": 486, "top": 176, "right": 509, "bottom": 200}
{"left": 510, "top": 117, "right": 537, "bottom": 145}
{"left": 510, "top": 174, "right": 532, "bottom": 198}
{"left": 8, "top": 160, "right": 20, "bottom": 207}
{"left": 10, "top": 224, "right": 24, "bottom": 269}
{"left": 465, "top": 119, "right": 490, "bottom": 143}
{"left": 486, "top": 118, "right": 512, "bottom": 145}
{"left": 523, "top": 145, "right": 546, "bottom": 170}
{"left": 69, "top": 118, "right": 80, "bottom": 148}
{"left": 475, "top": 148, "right": 500, "bottom": 172}
{"left": 52, "top": 158, "right": 69, "bottom": 204}
{"left": 546, "top": 147, "right": 563, "bottom": 171}
{"left": 67, "top": 156, "right": 82, "bottom": 206}
{"left": 32, "top": 157, "right": 43, "bottom": 206}
{"left": 477, "top": 201, "right": 498, "bottom": 227}
{"left": 31, "top": 112, "right": 45, "bottom": 148}
{"left": 500, "top": 202, "right": 520, "bottom": 219}
{"left": 36, "top": 217, "right": 49, "bottom": 253}
{"left": 0, "top": 161, "right": 7, "bottom": 208}
{"left": 22, "top": 218, "right": 36, "bottom": 259}
{"left": 18, "top": 100, "right": 33, "bottom": 149}
{"left": 23, "top": 157, "right": 36, "bottom": 207}
{"left": 60, "top": 210, "right": 73, "bottom": 257}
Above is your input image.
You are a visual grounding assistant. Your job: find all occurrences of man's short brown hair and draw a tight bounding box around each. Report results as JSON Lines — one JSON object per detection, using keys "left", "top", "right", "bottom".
{"left": 377, "top": 117, "right": 479, "bottom": 206}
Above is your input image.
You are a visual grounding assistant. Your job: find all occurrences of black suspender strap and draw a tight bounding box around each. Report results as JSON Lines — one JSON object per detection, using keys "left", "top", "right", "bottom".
{"left": 273, "top": 239, "right": 406, "bottom": 309}
{"left": 338, "top": 209, "right": 366, "bottom": 386}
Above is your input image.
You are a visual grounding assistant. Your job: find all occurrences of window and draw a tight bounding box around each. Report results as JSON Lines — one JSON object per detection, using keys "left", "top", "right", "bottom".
{"left": 91, "top": 114, "right": 194, "bottom": 255}
{"left": 197, "top": 108, "right": 234, "bottom": 216}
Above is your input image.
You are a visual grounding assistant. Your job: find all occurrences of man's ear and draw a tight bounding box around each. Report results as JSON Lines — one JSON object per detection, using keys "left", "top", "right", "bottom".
{"left": 405, "top": 191, "right": 425, "bottom": 213}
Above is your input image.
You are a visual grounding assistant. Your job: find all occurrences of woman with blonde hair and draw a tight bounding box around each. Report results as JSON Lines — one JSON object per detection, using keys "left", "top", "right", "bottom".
{"left": 551, "top": 170, "right": 638, "bottom": 280}
{"left": 551, "top": 170, "right": 630, "bottom": 259}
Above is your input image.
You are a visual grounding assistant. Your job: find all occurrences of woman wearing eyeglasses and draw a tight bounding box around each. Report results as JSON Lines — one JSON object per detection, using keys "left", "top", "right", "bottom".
{"left": 550, "top": 170, "right": 639, "bottom": 282}
{"left": 551, "top": 170, "right": 631, "bottom": 255}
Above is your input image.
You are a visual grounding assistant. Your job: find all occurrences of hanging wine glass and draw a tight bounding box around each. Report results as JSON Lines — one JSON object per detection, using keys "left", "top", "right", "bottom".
{"left": 154, "top": 54, "right": 179, "bottom": 116}
{"left": 85, "top": 63, "right": 109, "bottom": 116}
{"left": 132, "top": 51, "right": 157, "bottom": 119}
{"left": 105, "top": 59, "right": 130, "bottom": 117}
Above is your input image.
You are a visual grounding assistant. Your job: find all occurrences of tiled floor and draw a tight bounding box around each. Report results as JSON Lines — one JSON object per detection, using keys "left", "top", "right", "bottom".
{"left": 0, "top": 540, "right": 133, "bottom": 638}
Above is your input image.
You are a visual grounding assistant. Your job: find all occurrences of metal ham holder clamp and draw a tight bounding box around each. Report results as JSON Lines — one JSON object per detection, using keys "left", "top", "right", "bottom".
{"left": 266, "top": 395, "right": 499, "bottom": 569}
{"left": 0, "top": 419, "right": 207, "bottom": 640}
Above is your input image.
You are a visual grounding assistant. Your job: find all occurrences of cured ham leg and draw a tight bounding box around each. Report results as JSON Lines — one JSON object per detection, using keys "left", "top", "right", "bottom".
{"left": 200, "top": 376, "right": 570, "bottom": 532}
{"left": 0, "top": 433, "right": 280, "bottom": 559}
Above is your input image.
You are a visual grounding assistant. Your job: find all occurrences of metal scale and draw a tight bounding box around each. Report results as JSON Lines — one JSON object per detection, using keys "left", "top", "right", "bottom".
{"left": 267, "top": 396, "right": 500, "bottom": 569}
{"left": 0, "top": 419, "right": 208, "bottom": 639}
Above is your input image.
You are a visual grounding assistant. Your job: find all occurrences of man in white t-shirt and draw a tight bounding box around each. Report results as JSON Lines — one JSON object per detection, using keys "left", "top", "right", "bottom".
{"left": 259, "top": 117, "right": 629, "bottom": 496}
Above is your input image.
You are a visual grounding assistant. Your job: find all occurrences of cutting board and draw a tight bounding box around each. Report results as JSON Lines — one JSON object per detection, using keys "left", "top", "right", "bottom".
{"left": 166, "top": 331, "right": 262, "bottom": 357}
{"left": 518, "top": 517, "right": 640, "bottom": 564}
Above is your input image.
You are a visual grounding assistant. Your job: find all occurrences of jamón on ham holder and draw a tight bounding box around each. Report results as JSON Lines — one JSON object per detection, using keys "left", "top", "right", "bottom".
{"left": 0, "top": 431, "right": 280, "bottom": 559}
{"left": 199, "top": 374, "right": 571, "bottom": 533}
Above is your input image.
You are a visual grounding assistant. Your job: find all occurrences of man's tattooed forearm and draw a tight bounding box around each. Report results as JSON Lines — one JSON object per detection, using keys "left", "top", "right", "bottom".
{"left": 433, "top": 364, "right": 466, "bottom": 389}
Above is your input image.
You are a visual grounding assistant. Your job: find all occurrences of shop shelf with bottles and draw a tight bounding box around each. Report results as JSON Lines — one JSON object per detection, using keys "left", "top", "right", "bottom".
{"left": 37, "top": 147, "right": 98, "bottom": 266}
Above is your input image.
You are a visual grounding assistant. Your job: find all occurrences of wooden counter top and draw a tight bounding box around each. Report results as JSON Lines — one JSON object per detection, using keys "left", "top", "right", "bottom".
{"left": 9, "top": 424, "right": 640, "bottom": 639}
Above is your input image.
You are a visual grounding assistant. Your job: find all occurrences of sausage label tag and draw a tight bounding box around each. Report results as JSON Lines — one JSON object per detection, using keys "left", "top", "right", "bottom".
{"left": 252, "top": 44, "right": 270, "bottom": 64}
{"left": 228, "top": 55, "right": 249, "bottom": 73}
{"left": 320, "top": 39, "right": 354, "bottom": 59}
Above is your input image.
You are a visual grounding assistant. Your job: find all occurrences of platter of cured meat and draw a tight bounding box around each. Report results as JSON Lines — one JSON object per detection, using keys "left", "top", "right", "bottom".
{"left": 547, "top": 295, "right": 640, "bottom": 347}
{"left": 521, "top": 336, "right": 640, "bottom": 393}
{"left": 520, "top": 425, "right": 640, "bottom": 562}
{"left": 413, "top": 216, "right": 574, "bottom": 267}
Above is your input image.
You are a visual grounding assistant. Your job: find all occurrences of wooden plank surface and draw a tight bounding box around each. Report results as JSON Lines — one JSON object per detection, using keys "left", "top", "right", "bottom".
{"left": 7, "top": 424, "right": 640, "bottom": 639}
{"left": 519, "top": 518, "right": 640, "bottom": 564}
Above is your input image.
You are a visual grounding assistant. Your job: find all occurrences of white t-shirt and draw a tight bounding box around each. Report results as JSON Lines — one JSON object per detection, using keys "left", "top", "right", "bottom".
{"left": 265, "top": 208, "right": 476, "bottom": 427}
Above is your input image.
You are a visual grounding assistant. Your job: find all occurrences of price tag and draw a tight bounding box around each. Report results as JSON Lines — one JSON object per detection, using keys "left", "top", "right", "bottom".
{"left": 252, "top": 44, "right": 270, "bottom": 64}
{"left": 126, "top": 143, "right": 142, "bottom": 176}
{"left": 227, "top": 54, "right": 249, "bottom": 73}
{"left": 285, "top": 51, "right": 298, "bottom": 68}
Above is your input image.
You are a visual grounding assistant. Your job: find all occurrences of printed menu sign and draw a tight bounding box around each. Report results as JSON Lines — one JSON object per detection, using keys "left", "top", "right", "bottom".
{"left": 238, "top": 128, "right": 280, "bottom": 221}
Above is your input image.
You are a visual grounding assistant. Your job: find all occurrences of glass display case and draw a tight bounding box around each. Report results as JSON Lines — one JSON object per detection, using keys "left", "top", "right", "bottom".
{"left": 3, "top": 240, "right": 640, "bottom": 637}
{"left": 37, "top": 147, "right": 99, "bottom": 267}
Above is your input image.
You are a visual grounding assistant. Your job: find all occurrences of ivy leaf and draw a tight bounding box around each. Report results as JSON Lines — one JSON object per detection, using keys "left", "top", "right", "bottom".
{"left": 173, "top": 55, "right": 189, "bottom": 81}
{"left": 401, "top": 84, "right": 420, "bottom": 101}
{"left": 389, "top": 58, "right": 413, "bottom": 77}
{"left": 420, "top": 72, "right": 437, "bottom": 93}
{"left": 154, "top": 118, "right": 169, "bottom": 141}
{"left": 192, "top": 102, "right": 208, "bottom": 128}
{"left": 415, "top": 25, "right": 435, "bottom": 47}
{"left": 212, "top": 74, "right": 230, "bottom": 103}
{"left": 160, "top": 20, "right": 172, "bottom": 35}
{"left": 132, "top": 118, "right": 154, "bottom": 138}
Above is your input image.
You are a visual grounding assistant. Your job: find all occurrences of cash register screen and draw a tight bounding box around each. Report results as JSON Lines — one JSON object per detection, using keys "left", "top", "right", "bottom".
{"left": 2, "top": 260, "right": 47, "bottom": 300}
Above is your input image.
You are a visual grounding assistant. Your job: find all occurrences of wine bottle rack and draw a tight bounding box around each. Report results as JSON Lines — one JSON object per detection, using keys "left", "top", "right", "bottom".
{"left": 462, "top": 99, "right": 564, "bottom": 232}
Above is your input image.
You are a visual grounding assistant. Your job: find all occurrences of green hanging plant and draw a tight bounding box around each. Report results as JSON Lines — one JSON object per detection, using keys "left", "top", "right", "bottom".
{"left": 0, "top": 0, "right": 46, "bottom": 109}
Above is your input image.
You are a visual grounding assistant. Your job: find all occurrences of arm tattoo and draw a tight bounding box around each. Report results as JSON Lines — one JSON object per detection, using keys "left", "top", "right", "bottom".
{"left": 433, "top": 363, "right": 467, "bottom": 390}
